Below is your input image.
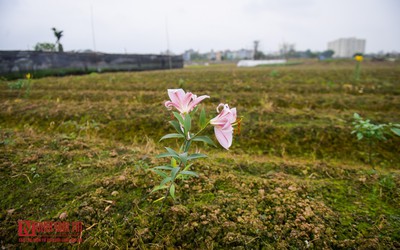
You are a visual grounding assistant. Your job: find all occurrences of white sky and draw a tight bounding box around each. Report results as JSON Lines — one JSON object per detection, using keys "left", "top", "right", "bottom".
{"left": 0, "top": 0, "right": 399, "bottom": 54}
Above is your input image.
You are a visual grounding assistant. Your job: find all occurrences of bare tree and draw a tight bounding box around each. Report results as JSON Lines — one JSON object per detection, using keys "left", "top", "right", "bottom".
{"left": 279, "top": 42, "right": 295, "bottom": 60}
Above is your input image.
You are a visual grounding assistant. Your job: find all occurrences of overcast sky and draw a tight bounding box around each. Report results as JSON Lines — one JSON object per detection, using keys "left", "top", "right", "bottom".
{"left": 0, "top": 0, "right": 399, "bottom": 54}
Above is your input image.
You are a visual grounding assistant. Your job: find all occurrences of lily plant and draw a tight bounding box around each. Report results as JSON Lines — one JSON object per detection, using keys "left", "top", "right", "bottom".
{"left": 151, "top": 89, "right": 239, "bottom": 210}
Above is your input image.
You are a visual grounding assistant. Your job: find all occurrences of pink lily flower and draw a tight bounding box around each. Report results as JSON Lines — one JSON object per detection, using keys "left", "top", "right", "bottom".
{"left": 210, "top": 104, "right": 237, "bottom": 150}
{"left": 165, "top": 89, "right": 209, "bottom": 114}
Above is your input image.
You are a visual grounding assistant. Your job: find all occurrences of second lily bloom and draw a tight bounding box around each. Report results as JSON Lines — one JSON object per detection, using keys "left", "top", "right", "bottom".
{"left": 210, "top": 104, "right": 237, "bottom": 150}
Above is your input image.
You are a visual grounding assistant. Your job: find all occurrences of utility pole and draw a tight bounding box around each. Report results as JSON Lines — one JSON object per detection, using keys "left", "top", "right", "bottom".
{"left": 165, "top": 16, "right": 172, "bottom": 69}
{"left": 90, "top": 5, "right": 97, "bottom": 52}
{"left": 253, "top": 40, "right": 259, "bottom": 60}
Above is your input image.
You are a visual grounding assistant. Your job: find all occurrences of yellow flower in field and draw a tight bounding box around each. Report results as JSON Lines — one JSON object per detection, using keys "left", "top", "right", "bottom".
{"left": 355, "top": 55, "right": 363, "bottom": 62}
{"left": 26, "top": 73, "right": 32, "bottom": 79}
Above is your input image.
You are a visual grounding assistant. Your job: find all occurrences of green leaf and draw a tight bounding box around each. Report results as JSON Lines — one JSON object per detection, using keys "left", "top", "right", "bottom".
{"left": 153, "top": 169, "right": 168, "bottom": 178}
{"left": 156, "top": 152, "right": 178, "bottom": 159}
{"left": 153, "top": 196, "right": 165, "bottom": 203}
{"left": 180, "top": 170, "right": 199, "bottom": 177}
{"left": 182, "top": 163, "right": 193, "bottom": 171}
{"left": 153, "top": 166, "right": 174, "bottom": 171}
{"left": 171, "top": 167, "right": 181, "bottom": 180}
{"left": 199, "top": 107, "right": 207, "bottom": 128}
{"left": 182, "top": 140, "right": 192, "bottom": 152}
{"left": 151, "top": 185, "right": 169, "bottom": 193}
{"left": 165, "top": 147, "right": 179, "bottom": 156}
{"left": 354, "top": 113, "right": 361, "bottom": 119}
{"left": 173, "top": 112, "right": 185, "bottom": 125}
{"left": 156, "top": 147, "right": 180, "bottom": 161}
{"left": 357, "top": 132, "right": 363, "bottom": 140}
{"left": 159, "top": 133, "right": 184, "bottom": 141}
{"left": 178, "top": 152, "right": 188, "bottom": 166}
{"left": 391, "top": 127, "right": 400, "bottom": 136}
{"left": 187, "top": 153, "right": 207, "bottom": 160}
{"left": 169, "top": 183, "right": 176, "bottom": 199}
{"left": 192, "top": 136, "right": 217, "bottom": 147}
{"left": 169, "top": 120, "right": 184, "bottom": 135}
{"left": 171, "top": 157, "right": 178, "bottom": 167}
{"left": 183, "top": 113, "right": 191, "bottom": 135}
{"left": 160, "top": 177, "right": 172, "bottom": 186}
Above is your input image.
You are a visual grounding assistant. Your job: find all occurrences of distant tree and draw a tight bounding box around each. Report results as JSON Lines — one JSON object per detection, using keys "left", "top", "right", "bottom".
{"left": 254, "top": 51, "right": 266, "bottom": 59}
{"left": 34, "top": 42, "right": 56, "bottom": 52}
{"left": 304, "top": 49, "right": 318, "bottom": 58}
{"left": 280, "top": 42, "right": 295, "bottom": 60}
{"left": 320, "top": 50, "right": 335, "bottom": 58}
{"left": 52, "top": 27, "right": 64, "bottom": 52}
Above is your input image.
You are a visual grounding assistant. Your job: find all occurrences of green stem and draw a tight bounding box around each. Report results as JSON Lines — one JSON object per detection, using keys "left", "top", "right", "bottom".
{"left": 192, "top": 121, "right": 210, "bottom": 139}
{"left": 158, "top": 161, "right": 182, "bottom": 214}
{"left": 180, "top": 139, "right": 191, "bottom": 153}
{"left": 158, "top": 183, "right": 172, "bottom": 214}
{"left": 183, "top": 139, "right": 191, "bottom": 152}
{"left": 158, "top": 121, "right": 210, "bottom": 213}
{"left": 181, "top": 121, "right": 209, "bottom": 152}
{"left": 355, "top": 62, "right": 361, "bottom": 81}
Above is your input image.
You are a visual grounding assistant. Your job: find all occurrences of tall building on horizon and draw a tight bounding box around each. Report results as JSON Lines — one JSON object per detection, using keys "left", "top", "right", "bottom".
{"left": 327, "top": 37, "right": 366, "bottom": 58}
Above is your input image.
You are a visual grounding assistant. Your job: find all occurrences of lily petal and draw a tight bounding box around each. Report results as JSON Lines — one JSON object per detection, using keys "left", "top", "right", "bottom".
{"left": 214, "top": 126, "right": 233, "bottom": 150}
{"left": 187, "top": 95, "right": 210, "bottom": 112}
{"left": 165, "top": 100, "right": 181, "bottom": 111}
{"left": 165, "top": 89, "right": 209, "bottom": 114}
{"left": 210, "top": 103, "right": 237, "bottom": 150}
{"left": 168, "top": 89, "right": 185, "bottom": 107}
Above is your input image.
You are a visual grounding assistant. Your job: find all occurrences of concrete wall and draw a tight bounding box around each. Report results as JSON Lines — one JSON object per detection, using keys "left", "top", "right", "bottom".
{"left": 0, "top": 51, "right": 183, "bottom": 78}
